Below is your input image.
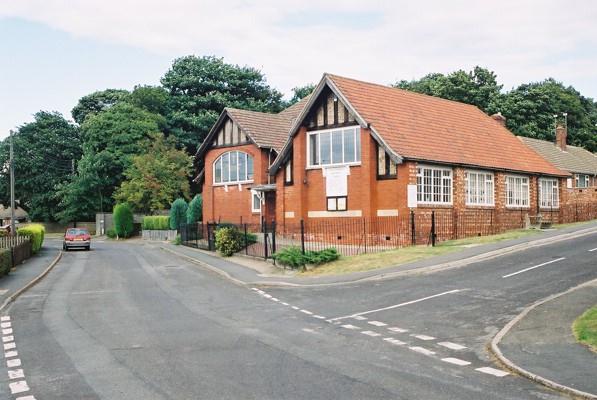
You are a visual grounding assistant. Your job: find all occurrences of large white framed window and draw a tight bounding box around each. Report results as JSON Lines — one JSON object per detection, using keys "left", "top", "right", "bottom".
{"left": 539, "top": 178, "right": 559, "bottom": 208}
{"left": 465, "top": 170, "right": 494, "bottom": 206}
{"left": 307, "top": 126, "right": 361, "bottom": 168}
{"left": 416, "top": 165, "right": 453, "bottom": 205}
{"left": 575, "top": 174, "right": 589, "bottom": 188}
{"left": 505, "top": 175, "right": 529, "bottom": 207}
{"left": 213, "top": 151, "right": 254, "bottom": 184}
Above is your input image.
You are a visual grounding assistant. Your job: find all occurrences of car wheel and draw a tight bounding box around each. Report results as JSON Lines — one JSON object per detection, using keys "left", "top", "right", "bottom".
{"left": 86, "top": 245, "right": 90, "bottom": 251}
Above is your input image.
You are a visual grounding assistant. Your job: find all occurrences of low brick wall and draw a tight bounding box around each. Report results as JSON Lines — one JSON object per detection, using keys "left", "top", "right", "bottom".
{"left": 142, "top": 230, "right": 178, "bottom": 241}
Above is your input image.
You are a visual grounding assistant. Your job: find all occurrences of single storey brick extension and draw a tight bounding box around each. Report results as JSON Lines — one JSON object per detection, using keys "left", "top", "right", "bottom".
{"left": 196, "top": 73, "right": 576, "bottom": 227}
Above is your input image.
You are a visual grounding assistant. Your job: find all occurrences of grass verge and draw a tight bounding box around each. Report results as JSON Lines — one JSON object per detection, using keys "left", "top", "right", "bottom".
{"left": 300, "top": 228, "right": 542, "bottom": 276}
{"left": 573, "top": 306, "right": 597, "bottom": 353}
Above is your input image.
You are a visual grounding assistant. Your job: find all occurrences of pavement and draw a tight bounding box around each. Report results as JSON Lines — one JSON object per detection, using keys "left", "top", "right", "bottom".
{"left": 0, "top": 227, "right": 595, "bottom": 399}
{"left": 158, "top": 220, "right": 597, "bottom": 286}
{"left": 0, "top": 239, "right": 61, "bottom": 308}
{"left": 498, "top": 280, "right": 597, "bottom": 397}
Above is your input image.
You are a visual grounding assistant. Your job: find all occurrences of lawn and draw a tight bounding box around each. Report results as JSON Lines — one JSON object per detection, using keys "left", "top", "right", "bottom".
{"left": 300, "top": 228, "right": 542, "bottom": 276}
{"left": 573, "top": 306, "right": 597, "bottom": 352}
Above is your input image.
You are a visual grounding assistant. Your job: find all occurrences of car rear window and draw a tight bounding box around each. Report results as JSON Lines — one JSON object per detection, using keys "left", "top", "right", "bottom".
{"left": 67, "top": 228, "right": 89, "bottom": 235}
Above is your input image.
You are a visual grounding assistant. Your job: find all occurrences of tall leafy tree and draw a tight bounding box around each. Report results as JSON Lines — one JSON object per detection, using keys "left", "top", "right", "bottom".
{"left": 161, "top": 55, "right": 285, "bottom": 154}
{"left": 114, "top": 133, "right": 192, "bottom": 213}
{"left": 56, "top": 102, "right": 164, "bottom": 222}
{"left": 127, "top": 85, "right": 170, "bottom": 116}
{"left": 288, "top": 84, "right": 315, "bottom": 105}
{"left": 395, "top": 66, "right": 503, "bottom": 112}
{"left": 71, "top": 89, "right": 130, "bottom": 125}
{"left": 0, "top": 112, "right": 81, "bottom": 221}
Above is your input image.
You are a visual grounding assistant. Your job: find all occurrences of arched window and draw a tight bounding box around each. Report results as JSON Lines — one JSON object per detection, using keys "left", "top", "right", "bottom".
{"left": 213, "top": 151, "right": 254, "bottom": 184}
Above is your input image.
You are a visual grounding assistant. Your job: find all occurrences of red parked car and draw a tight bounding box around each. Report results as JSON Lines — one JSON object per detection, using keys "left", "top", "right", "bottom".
{"left": 63, "top": 228, "right": 91, "bottom": 251}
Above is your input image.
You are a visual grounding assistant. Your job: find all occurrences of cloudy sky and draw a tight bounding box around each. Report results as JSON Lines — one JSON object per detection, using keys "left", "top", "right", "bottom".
{"left": 1, "top": 0, "right": 597, "bottom": 139}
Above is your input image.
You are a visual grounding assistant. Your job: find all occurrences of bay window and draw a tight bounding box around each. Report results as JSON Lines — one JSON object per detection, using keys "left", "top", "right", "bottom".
{"left": 505, "top": 175, "right": 529, "bottom": 207}
{"left": 214, "top": 151, "right": 254, "bottom": 184}
{"left": 416, "top": 165, "right": 453, "bottom": 204}
{"left": 465, "top": 170, "right": 494, "bottom": 206}
{"left": 539, "top": 178, "right": 559, "bottom": 208}
{"left": 308, "top": 127, "right": 361, "bottom": 167}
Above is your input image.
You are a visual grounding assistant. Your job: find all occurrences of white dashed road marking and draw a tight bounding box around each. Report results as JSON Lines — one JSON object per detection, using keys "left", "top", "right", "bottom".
{"left": 9, "top": 380, "right": 30, "bottom": 394}
{"left": 16, "top": 396, "right": 36, "bottom": 400}
{"left": 367, "top": 321, "right": 387, "bottom": 327}
{"left": 589, "top": 247, "right": 597, "bottom": 252}
{"left": 1, "top": 322, "right": 11, "bottom": 328}
{"left": 388, "top": 327, "right": 408, "bottom": 333}
{"left": 502, "top": 257, "right": 565, "bottom": 278}
{"left": 281, "top": 302, "right": 289, "bottom": 306}
{"left": 353, "top": 316, "right": 367, "bottom": 321}
{"left": 7, "top": 358, "right": 22, "bottom": 368}
{"left": 2, "top": 336, "right": 14, "bottom": 343}
{"left": 300, "top": 309, "right": 313, "bottom": 315}
{"left": 0, "top": 316, "right": 10, "bottom": 322}
{"left": 475, "top": 367, "right": 510, "bottom": 377}
{"left": 2, "top": 328, "right": 13, "bottom": 335}
{"left": 8, "top": 369, "right": 25, "bottom": 379}
{"left": 384, "top": 338, "right": 406, "bottom": 345}
{"left": 329, "top": 289, "right": 463, "bottom": 321}
{"left": 313, "top": 315, "right": 326, "bottom": 319}
{"left": 361, "top": 331, "right": 382, "bottom": 337}
{"left": 409, "top": 346, "right": 436, "bottom": 356}
{"left": 438, "top": 342, "right": 467, "bottom": 350}
{"left": 4, "top": 342, "right": 16, "bottom": 350}
{"left": 441, "top": 357, "right": 471, "bottom": 366}
{"left": 5, "top": 350, "right": 18, "bottom": 358}
{"left": 291, "top": 306, "right": 300, "bottom": 310}
{"left": 341, "top": 324, "right": 361, "bottom": 330}
{"left": 411, "top": 334, "right": 435, "bottom": 341}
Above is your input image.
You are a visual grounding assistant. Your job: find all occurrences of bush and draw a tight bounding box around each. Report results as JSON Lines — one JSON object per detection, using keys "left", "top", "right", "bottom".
{"left": 17, "top": 223, "right": 45, "bottom": 253}
{"left": 273, "top": 247, "right": 339, "bottom": 269}
{"left": 173, "top": 234, "right": 181, "bottom": 245}
{"left": 0, "top": 249, "right": 11, "bottom": 276}
{"left": 0, "top": 229, "right": 7, "bottom": 237}
{"left": 169, "top": 198, "right": 188, "bottom": 230}
{"left": 215, "top": 227, "right": 243, "bottom": 256}
{"left": 142, "top": 215, "right": 170, "bottom": 230}
{"left": 106, "top": 229, "right": 117, "bottom": 239}
{"left": 113, "top": 203, "right": 134, "bottom": 238}
{"left": 187, "top": 195, "right": 202, "bottom": 224}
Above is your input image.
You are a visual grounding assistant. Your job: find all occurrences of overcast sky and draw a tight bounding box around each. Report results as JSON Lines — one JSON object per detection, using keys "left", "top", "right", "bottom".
{"left": 2, "top": 0, "right": 597, "bottom": 139}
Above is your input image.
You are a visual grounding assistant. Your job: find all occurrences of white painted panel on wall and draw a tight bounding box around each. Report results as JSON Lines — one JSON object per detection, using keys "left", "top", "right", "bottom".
{"left": 407, "top": 184, "right": 418, "bottom": 208}
{"left": 323, "top": 165, "right": 350, "bottom": 197}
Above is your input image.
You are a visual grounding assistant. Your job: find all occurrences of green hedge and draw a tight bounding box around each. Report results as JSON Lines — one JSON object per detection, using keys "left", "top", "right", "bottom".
{"left": 0, "top": 249, "right": 11, "bottom": 276}
{"left": 273, "top": 247, "right": 339, "bottom": 269}
{"left": 187, "top": 195, "right": 202, "bottom": 224}
{"left": 169, "top": 198, "right": 188, "bottom": 230}
{"left": 17, "top": 223, "right": 45, "bottom": 254}
{"left": 106, "top": 229, "right": 117, "bottom": 239}
{"left": 114, "top": 203, "right": 134, "bottom": 238}
{"left": 142, "top": 216, "right": 170, "bottom": 230}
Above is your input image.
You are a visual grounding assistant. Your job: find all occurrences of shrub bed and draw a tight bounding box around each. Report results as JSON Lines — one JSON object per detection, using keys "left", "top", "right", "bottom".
{"left": 273, "top": 247, "right": 339, "bottom": 269}
{"left": 17, "top": 224, "right": 45, "bottom": 253}
{"left": 142, "top": 216, "right": 170, "bottom": 230}
{"left": 0, "top": 249, "right": 11, "bottom": 276}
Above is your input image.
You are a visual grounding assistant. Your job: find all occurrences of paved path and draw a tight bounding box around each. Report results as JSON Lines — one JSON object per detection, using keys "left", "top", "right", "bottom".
{"left": 500, "top": 282, "right": 597, "bottom": 396}
{"left": 0, "top": 229, "right": 595, "bottom": 399}
{"left": 0, "top": 239, "right": 60, "bottom": 306}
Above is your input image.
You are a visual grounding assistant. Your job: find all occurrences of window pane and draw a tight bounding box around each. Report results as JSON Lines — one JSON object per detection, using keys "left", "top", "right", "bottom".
{"left": 222, "top": 153, "right": 230, "bottom": 182}
{"left": 320, "top": 132, "right": 331, "bottom": 165}
{"left": 332, "top": 130, "right": 343, "bottom": 164}
{"left": 247, "top": 154, "right": 254, "bottom": 180}
{"left": 355, "top": 128, "right": 361, "bottom": 161}
{"left": 214, "top": 159, "right": 222, "bottom": 183}
{"left": 344, "top": 129, "right": 356, "bottom": 163}
{"left": 309, "top": 134, "right": 319, "bottom": 166}
{"left": 327, "top": 197, "right": 337, "bottom": 211}
{"left": 389, "top": 160, "right": 396, "bottom": 176}
{"left": 285, "top": 160, "right": 292, "bottom": 182}
{"left": 377, "top": 145, "right": 386, "bottom": 175}
{"left": 253, "top": 193, "right": 260, "bottom": 211}
{"left": 238, "top": 152, "right": 246, "bottom": 181}
{"left": 337, "top": 197, "right": 347, "bottom": 210}
{"left": 230, "top": 151, "right": 238, "bottom": 181}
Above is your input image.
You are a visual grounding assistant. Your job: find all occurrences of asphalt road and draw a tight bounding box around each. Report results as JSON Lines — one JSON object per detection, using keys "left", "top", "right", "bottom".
{"left": 0, "top": 232, "right": 595, "bottom": 399}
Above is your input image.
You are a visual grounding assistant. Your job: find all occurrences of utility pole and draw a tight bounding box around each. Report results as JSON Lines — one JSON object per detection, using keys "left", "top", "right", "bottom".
{"left": 9, "top": 130, "right": 16, "bottom": 237}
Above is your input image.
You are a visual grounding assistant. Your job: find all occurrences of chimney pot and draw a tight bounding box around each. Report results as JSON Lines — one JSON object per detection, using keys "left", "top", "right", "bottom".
{"left": 555, "top": 123, "right": 567, "bottom": 151}
{"left": 491, "top": 112, "right": 507, "bottom": 127}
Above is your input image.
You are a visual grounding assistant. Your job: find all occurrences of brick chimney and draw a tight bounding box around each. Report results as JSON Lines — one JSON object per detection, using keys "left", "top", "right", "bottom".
{"left": 555, "top": 122, "right": 567, "bottom": 151}
{"left": 491, "top": 112, "right": 507, "bottom": 127}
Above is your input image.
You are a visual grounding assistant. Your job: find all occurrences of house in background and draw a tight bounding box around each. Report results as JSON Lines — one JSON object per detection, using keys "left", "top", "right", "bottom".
{"left": 0, "top": 204, "right": 29, "bottom": 226}
{"left": 519, "top": 125, "right": 597, "bottom": 203}
{"left": 267, "top": 74, "right": 569, "bottom": 226}
{"left": 195, "top": 97, "right": 310, "bottom": 224}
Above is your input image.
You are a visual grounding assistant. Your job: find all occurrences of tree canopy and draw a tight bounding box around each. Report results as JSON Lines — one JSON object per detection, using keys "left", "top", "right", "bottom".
{"left": 71, "top": 89, "right": 130, "bottom": 125}
{"left": 161, "top": 55, "right": 285, "bottom": 154}
{"left": 0, "top": 112, "right": 81, "bottom": 221}
{"left": 395, "top": 66, "right": 597, "bottom": 152}
{"left": 288, "top": 84, "right": 315, "bottom": 105}
{"left": 114, "top": 133, "right": 192, "bottom": 213}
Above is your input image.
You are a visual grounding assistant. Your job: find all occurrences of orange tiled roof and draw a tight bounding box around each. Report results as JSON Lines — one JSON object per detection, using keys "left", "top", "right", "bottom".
{"left": 327, "top": 74, "right": 568, "bottom": 176}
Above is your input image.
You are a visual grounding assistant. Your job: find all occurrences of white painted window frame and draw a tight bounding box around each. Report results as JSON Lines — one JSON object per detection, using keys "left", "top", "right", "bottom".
{"left": 464, "top": 169, "right": 495, "bottom": 206}
{"left": 539, "top": 177, "right": 559, "bottom": 209}
{"left": 575, "top": 174, "right": 589, "bottom": 188}
{"left": 416, "top": 165, "right": 453, "bottom": 205}
{"left": 505, "top": 175, "right": 530, "bottom": 208}
{"left": 213, "top": 150, "right": 254, "bottom": 186}
{"left": 306, "top": 126, "right": 361, "bottom": 169}
{"left": 251, "top": 190, "right": 262, "bottom": 213}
